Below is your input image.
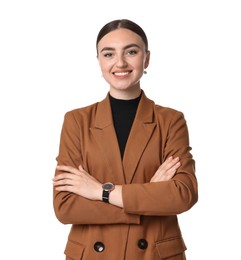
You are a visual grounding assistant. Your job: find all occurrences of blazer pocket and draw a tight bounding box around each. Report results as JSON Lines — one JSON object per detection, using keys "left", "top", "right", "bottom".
{"left": 64, "top": 239, "right": 85, "bottom": 260}
{"left": 156, "top": 236, "right": 187, "bottom": 259}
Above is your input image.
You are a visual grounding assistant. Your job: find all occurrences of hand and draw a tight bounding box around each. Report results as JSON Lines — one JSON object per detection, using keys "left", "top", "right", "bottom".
{"left": 150, "top": 156, "right": 181, "bottom": 182}
{"left": 53, "top": 165, "right": 102, "bottom": 200}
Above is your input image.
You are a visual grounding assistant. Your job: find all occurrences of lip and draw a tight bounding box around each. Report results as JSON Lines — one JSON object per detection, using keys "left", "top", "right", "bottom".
{"left": 113, "top": 70, "right": 132, "bottom": 77}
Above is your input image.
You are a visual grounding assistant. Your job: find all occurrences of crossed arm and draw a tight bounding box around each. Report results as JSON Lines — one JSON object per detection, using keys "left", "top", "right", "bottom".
{"left": 52, "top": 156, "right": 180, "bottom": 208}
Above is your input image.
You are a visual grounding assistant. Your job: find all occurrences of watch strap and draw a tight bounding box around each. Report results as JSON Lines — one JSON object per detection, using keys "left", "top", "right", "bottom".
{"left": 102, "top": 190, "right": 110, "bottom": 203}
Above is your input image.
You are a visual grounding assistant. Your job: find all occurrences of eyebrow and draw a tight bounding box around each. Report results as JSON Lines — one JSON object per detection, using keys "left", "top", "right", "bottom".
{"left": 100, "top": 44, "right": 141, "bottom": 53}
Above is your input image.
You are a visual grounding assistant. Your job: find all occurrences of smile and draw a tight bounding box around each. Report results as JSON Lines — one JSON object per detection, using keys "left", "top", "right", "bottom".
{"left": 113, "top": 71, "right": 131, "bottom": 76}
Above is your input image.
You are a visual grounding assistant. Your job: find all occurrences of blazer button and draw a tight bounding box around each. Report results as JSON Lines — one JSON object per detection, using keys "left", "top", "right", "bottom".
{"left": 137, "top": 239, "right": 148, "bottom": 250}
{"left": 94, "top": 241, "right": 105, "bottom": 252}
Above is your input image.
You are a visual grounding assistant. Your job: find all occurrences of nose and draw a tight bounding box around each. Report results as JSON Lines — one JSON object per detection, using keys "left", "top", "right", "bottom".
{"left": 116, "top": 54, "right": 127, "bottom": 67}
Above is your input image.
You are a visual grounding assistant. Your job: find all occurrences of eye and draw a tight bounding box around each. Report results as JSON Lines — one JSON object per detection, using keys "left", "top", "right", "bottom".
{"left": 127, "top": 49, "right": 138, "bottom": 56}
{"left": 103, "top": 52, "right": 113, "bottom": 58}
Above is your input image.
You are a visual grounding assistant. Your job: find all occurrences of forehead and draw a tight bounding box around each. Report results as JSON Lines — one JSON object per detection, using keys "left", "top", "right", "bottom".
{"left": 97, "top": 28, "right": 145, "bottom": 50}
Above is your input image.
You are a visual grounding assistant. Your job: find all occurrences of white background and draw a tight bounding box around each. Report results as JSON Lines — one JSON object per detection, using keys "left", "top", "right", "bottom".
{"left": 0, "top": 0, "right": 240, "bottom": 259}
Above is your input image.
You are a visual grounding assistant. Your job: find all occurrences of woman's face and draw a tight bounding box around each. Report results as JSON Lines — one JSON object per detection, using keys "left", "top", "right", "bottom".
{"left": 97, "top": 28, "right": 150, "bottom": 98}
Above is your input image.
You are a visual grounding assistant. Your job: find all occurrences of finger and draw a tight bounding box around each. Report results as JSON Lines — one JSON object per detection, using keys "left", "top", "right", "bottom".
{"left": 151, "top": 160, "right": 181, "bottom": 182}
{"left": 56, "top": 165, "right": 79, "bottom": 174}
{"left": 166, "top": 157, "right": 179, "bottom": 168}
{"left": 162, "top": 157, "right": 180, "bottom": 171}
{"left": 53, "top": 178, "right": 72, "bottom": 186}
{"left": 78, "top": 165, "right": 93, "bottom": 178}
{"left": 78, "top": 165, "right": 88, "bottom": 175}
{"left": 165, "top": 161, "right": 181, "bottom": 176}
{"left": 78, "top": 164, "right": 84, "bottom": 171}
{"left": 53, "top": 173, "right": 77, "bottom": 181}
{"left": 55, "top": 185, "right": 74, "bottom": 192}
{"left": 163, "top": 161, "right": 181, "bottom": 176}
{"left": 53, "top": 172, "right": 81, "bottom": 186}
{"left": 159, "top": 157, "right": 173, "bottom": 171}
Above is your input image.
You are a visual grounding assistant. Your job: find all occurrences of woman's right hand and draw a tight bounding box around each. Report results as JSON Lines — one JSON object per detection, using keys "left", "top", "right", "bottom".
{"left": 150, "top": 156, "right": 181, "bottom": 182}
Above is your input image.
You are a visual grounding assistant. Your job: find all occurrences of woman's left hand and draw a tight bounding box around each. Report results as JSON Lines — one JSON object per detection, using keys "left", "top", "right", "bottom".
{"left": 150, "top": 156, "right": 181, "bottom": 182}
{"left": 53, "top": 165, "right": 102, "bottom": 201}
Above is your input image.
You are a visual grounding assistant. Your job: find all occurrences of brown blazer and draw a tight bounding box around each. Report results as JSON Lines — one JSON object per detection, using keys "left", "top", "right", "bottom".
{"left": 53, "top": 90, "right": 198, "bottom": 260}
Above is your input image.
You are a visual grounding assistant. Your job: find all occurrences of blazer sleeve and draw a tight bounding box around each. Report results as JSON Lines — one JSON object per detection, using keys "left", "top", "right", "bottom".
{"left": 122, "top": 110, "right": 198, "bottom": 216}
{"left": 53, "top": 111, "right": 140, "bottom": 225}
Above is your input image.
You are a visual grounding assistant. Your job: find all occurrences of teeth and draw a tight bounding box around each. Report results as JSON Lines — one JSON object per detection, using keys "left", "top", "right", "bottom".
{"left": 114, "top": 72, "right": 129, "bottom": 76}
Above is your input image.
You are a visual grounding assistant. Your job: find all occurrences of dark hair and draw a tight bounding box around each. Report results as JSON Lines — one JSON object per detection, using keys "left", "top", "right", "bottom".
{"left": 96, "top": 19, "right": 148, "bottom": 54}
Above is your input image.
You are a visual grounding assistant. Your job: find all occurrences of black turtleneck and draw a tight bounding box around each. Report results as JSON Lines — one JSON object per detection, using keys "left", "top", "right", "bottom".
{"left": 109, "top": 93, "right": 141, "bottom": 158}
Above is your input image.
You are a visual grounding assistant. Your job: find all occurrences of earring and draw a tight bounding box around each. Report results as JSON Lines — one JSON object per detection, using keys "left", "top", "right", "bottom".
{"left": 144, "top": 70, "right": 147, "bottom": 74}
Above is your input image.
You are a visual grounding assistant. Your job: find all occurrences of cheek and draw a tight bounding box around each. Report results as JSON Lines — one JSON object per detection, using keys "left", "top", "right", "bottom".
{"left": 99, "top": 63, "right": 111, "bottom": 82}
{"left": 134, "top": 60, "right": 145, "bottom": 72}
{"left": 99, "top": 59, "right": 111, "bottom": 73}
{"left": 100, "top": 66, "right": 110, "bottom": 79}
{"left": 132, "top": 56, "right": 146, "bottom": 68}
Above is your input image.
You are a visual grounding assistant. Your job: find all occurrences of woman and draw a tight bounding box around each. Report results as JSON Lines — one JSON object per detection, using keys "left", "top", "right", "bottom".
{"left": 53, "top": 19, "right": 198, "bottom": 260}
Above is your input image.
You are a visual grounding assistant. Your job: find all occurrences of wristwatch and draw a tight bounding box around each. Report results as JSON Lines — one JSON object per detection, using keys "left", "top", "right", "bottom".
{"left": 102, "top": 182, "right": 115, "bottom": 203}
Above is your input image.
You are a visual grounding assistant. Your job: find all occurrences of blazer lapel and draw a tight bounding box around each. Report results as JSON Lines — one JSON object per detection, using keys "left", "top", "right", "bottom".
{"left": 123, "top": 92, "right": 156, "bottom": 183}
{"left": 90, "top": 94, "right": 126, "bottom": 184}
{"left": 90, "top": 92, "right": 156, "bottom": 184}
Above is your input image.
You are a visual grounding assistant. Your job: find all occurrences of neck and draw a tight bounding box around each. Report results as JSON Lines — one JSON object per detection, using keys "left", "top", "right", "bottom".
{"left": 109, "top": 87, "right": 141, "bottom": 100}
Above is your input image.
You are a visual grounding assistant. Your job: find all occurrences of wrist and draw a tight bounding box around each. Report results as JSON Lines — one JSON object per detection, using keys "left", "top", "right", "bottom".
{"left": 102, "top": 182, "right": 115, "bottom": 203}
{"left": 109, "top": 185, "right": 123, "bottom": 208}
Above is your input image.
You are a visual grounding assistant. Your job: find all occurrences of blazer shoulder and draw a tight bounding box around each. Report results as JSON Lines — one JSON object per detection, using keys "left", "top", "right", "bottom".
{"left": 61, "top": 102, "right": 100, "bottom": 129}
{"left": 67, "top": 102, "right": 99, "bottom": 116}
{"left": 64, "top": 93, "right": 110, "bottom": 118}
{"left": 154, "top": 104, "right": 184, "bottom": 119}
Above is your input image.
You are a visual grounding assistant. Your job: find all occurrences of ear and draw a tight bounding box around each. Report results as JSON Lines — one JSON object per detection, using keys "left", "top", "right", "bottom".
{"left": 144, "top": 51, "right": 150, "bottom": 69}
{"left": 97, "top": 55, "right": 101, "bottom": 66}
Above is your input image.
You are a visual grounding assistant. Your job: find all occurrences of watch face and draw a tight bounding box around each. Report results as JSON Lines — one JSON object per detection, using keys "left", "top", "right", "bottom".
{"left": 103, "top": 182, "right": 114, "bottom": 191}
